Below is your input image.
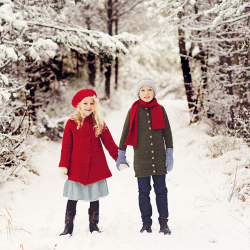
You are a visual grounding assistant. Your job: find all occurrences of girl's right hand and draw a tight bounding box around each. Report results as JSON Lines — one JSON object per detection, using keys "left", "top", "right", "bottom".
{"left": 59, "top": 167, "right": 68, "bottom": 180}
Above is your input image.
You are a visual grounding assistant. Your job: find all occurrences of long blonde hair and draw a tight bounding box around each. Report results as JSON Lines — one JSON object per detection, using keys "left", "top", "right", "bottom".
{"left": 71, "top": 96, "right": 104, "bottom": 136}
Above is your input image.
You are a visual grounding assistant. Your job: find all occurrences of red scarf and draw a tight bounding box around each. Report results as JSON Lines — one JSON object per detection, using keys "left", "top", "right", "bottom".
{"left": 125, "top": 98, "right": 165, "bottom": 147}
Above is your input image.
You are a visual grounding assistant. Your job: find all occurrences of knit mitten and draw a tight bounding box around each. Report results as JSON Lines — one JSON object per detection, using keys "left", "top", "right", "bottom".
{"left": 165, "top": 148, "right": 173, "bottom": 172}
{"left": 116, "top": 150, "right": 130, "bottom": 171}
{"left": 59, "top": 167, "right": 68, "bottom": 180}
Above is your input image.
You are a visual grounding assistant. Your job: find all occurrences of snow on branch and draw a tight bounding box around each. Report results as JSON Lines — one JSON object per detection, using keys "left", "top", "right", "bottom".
{"left": 26, "top": 21, "right": 138, "bottom": 57}
{"left": 0, "top": 1, "right": 140, "bottom": 84}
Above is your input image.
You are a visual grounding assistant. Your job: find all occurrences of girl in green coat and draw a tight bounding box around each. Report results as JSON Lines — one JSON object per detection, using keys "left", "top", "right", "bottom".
{"left": 116, "top": 78, "right": 173, "bottom": 235}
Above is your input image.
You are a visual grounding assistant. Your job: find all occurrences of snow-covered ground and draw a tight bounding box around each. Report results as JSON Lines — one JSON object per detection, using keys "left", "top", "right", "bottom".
{"left": 1, "top": 97, "right": 250, "bottom": 250}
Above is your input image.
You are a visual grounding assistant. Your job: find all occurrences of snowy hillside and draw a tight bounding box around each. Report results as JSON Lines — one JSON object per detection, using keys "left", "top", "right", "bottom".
{"left": 1, "top": 96, "right": 250, "bottom": 250}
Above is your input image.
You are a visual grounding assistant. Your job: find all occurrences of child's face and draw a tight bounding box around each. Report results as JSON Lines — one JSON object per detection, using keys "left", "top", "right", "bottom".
{"left": 79, "top": 96, "right": 95, "bottom": 116}
{"left": 139, "top": 85, "right": 154, "bottom": 102}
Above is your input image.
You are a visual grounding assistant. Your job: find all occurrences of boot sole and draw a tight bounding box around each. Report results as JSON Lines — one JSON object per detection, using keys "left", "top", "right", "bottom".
{"left": 159, "top": 230, "right": 171, "bottom": 235}
{"left": 59, "top": 233, "right": 73, "bottom": 237}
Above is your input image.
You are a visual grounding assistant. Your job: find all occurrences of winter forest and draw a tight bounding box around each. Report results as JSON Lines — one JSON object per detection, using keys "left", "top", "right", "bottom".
{"left": 1, "top": 0, "right": 250, "bottom": 249}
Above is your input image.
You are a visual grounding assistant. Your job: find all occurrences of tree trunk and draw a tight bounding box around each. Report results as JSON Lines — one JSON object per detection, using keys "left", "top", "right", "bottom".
{"left": 178, "top": 24, "right": 198, "bottom": 121}
{"left": 105, "top": 0, "right": 113, "bottom": 99}
{"left": 87, "top": 53, "right": 96, "bottom": 87}
{"left": 193, "top": 4, "right": 207, "bottom": 108}
{"left": 26, "top": 83, "right": 37, "bottom": 121}
{"left": 86, "top": 10, "right": 96, "bottom": 87}
{"left": 105, "top": 64, "right": 111, "bottom": 98}
{"left": 115, "top": 56, "right": 118, "bottom": 90}
{"left": 220, "top": 54, "right": 234, "bottom": 129}
{"left": 114, "top": 0, "right": 119, "bottom": 90}
{"left": 100, "top": 58, "right": 104, "bottom": 73}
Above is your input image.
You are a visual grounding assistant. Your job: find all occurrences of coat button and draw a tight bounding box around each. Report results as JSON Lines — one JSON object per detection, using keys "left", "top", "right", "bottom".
{"left": 151, "top": 143, "right": 153, "bottom": 145}
{"left": 149, "top": 127, "right": 151, "bottom": 130}
{"left": 150, "top": 135, "right": 152, "bottom": 138}
{"left": 151, "top": 151, "right": 154, "bottom": 153}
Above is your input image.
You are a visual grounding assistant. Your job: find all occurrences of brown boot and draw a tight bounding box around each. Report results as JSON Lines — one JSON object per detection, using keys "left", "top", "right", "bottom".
{"left": 89, "top": 209, "right": 101, "bottom": 233}
{"left": 60, "top": 210, "right": 76, "bottom": 236}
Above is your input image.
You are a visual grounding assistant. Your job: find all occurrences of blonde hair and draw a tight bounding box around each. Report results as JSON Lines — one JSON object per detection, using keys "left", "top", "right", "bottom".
{"left": 71, "top": 96, "right": 104, "bottom": 136}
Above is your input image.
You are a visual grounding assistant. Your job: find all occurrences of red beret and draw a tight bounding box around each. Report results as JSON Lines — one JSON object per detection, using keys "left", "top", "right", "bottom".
{"left": 71, "top": 88, "right": 97, "bottom": 108}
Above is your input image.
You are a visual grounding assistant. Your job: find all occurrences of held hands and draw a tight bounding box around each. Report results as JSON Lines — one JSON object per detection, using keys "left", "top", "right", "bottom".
{"left": 166, "top": 148, "right": 174, "bottom": 172}
{"left": 59, "top": 167, "right": 68, "bottom": 180}
{"left": 116, "top": 150, "right": 130, "bottom": 171}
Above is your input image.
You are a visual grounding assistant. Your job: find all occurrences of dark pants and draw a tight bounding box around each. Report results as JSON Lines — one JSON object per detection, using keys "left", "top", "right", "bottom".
{"left": 137, "top": 174, "right": 169, "bottom": 226}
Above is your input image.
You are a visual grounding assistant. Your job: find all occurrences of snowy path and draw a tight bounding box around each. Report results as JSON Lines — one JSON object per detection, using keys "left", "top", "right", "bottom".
{"left": 1, "top": 99, "right": 250, "bottom": 250}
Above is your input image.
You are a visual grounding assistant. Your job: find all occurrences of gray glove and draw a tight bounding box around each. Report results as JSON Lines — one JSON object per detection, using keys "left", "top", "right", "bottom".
{"left": 116, "top": 150, "right": 130, "bottom": 171}
{"left": 166, "top": 148, "right": 173, "bottom": 172}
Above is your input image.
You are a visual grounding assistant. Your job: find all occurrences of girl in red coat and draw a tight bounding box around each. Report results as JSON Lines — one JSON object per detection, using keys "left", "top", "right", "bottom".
{"left": 58, "top": 88, "right": 118, "bottom": 236}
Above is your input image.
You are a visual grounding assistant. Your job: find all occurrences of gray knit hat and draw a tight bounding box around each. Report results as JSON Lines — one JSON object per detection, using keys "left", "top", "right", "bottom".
{"left": 136, "top": 78, "right": 157, "bottom": 97}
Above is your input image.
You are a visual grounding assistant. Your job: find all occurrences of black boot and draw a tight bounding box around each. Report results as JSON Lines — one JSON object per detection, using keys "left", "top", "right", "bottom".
{"left": 89, "top": 209, "right": 101, "bottom": 233}
{"left": 159, "top": 220, "right": 171, "bottom": 235}
{"left": 60, "top": 210, "right": 76, "bottom": 236}
{"left": 140, "top": 225, "right": 152, "bottom": 233}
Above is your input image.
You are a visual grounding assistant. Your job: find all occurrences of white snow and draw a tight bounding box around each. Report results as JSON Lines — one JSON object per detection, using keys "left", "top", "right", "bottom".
{"left": 6, "top": 48, "right": 18, "bottom": 61}
{"left": 29, "top": 46, "right": 41, "bottom": 62}
{"left": 12, "top": 20, "right": 28, "bottom": 31}
{"left": 28, "top": 39, "right": 58, "bottom": 62}
{"left": 0, "top": 96, "right": 250, "bottom": 250}
{"left": 0, "top": 74, "right": 9, "bottom": 86}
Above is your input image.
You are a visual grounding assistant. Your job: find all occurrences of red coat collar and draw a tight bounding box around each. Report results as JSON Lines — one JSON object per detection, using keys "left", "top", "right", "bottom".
{"left": 85, "top": 116, "right": 94, "bottom": 124}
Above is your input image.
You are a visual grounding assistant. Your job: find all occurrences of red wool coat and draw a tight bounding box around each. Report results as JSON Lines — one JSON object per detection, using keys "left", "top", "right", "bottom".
{"left": 59, "top": 117, "right": 118, "bottom": 185}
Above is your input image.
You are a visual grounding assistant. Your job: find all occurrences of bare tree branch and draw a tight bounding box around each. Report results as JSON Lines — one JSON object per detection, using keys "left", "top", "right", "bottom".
{"left": 0, "top": 59, "right": 11, "bottom": 69}
{"left": 113, "top": 0, "right": 145, "bottom": 19}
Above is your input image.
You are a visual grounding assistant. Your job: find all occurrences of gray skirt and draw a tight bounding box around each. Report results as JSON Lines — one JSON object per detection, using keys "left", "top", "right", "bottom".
{"left": 63, "top": 179, "right": 109, "bottom": 201}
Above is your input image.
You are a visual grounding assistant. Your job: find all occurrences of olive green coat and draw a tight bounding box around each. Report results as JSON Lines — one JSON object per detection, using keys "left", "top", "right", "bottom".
{"left": 119, "top": 105, "right": 173, "bottom": 177}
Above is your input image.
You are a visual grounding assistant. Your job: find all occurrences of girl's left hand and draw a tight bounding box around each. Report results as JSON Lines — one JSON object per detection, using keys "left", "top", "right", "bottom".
{"left": 59, "top": 167, "right": 68, "bottom": 180}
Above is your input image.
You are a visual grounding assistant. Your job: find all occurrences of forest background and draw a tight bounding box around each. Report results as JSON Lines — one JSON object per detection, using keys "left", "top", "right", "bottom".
{"left": 0, "top": 0, "right": 250, "bottom": 244}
